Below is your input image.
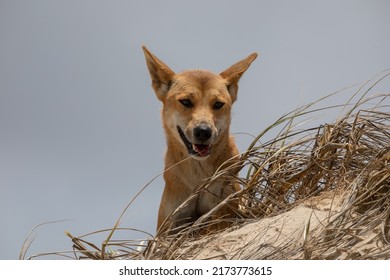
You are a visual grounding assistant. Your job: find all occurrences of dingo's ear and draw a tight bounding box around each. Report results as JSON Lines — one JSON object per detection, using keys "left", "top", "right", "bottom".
{"left": 220, "top": 52, "right": 258, "bottom": 102}
{"left": 142, "top": 46, "right": 175, "bottom": 101}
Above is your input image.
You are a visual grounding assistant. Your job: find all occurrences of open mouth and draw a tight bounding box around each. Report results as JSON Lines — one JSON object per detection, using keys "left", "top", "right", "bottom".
{"left": 177, "top": 126, "right": 211, "bottom": 157}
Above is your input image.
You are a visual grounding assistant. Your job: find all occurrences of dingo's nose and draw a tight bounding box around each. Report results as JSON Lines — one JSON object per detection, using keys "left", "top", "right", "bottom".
{"left": 194, "top": 125, "right": 212, "bottom": 142}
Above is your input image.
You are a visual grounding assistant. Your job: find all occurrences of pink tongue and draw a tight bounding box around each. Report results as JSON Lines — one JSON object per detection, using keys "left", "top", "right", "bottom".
{"left": 193, "top": 144, "right": 210, "bottom": 156}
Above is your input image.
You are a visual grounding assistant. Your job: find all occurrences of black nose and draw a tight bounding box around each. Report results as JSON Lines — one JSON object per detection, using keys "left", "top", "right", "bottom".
{"left": 194, "top": 125, "right": 212, "bottom": 142}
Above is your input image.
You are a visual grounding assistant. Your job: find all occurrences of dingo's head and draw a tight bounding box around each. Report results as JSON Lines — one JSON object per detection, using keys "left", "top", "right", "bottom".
{"left": 142, "top": 46, "right": 257, "bottom": 159}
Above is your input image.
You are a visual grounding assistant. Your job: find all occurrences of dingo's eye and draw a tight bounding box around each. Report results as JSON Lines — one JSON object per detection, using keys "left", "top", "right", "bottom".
{"left": 179, "top": 99, "right": 194, "bottom": 108}
{"left": 213, "top": 101, "right": 225, "bottom": 110}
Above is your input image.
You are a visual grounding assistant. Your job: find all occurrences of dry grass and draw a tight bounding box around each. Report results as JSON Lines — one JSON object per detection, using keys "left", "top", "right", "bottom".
{"left": 21, "top": 70, "right": 390, "bottom": 259}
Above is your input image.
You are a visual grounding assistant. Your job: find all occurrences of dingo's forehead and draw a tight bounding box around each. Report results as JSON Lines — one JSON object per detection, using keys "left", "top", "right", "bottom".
{"left": 176, "top": 70, "right": 226, "bottom": 89}
{"left": 167, "top": 70, "right": 231, "bottom": 103}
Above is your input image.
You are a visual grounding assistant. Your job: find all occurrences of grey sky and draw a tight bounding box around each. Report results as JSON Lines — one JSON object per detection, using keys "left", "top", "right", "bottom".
{"left": 1, "top": 0, "right": 389, "bottom": 259}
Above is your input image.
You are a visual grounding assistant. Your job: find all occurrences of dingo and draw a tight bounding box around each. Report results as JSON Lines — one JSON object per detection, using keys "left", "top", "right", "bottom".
{"left": 142, "top": 46, "right": 257, "bottom": 232}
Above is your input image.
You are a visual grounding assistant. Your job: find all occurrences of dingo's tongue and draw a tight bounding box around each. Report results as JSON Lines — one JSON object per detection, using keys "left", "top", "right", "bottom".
{"left": 193, "top": 144, "right": 210, "bottom": 157}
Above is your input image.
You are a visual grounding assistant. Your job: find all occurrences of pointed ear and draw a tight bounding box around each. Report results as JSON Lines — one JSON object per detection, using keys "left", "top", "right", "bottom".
{"left": 220, "top": 52, "right": 258, "bottom": 102}
{"left": 142, "top": 46, "right": 175, "bottom": 101}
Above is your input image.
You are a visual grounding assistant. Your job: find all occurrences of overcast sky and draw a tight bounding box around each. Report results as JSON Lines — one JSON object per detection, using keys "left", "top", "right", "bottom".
{"left": 1, "top": 0, "right": 389, "bottom": 259}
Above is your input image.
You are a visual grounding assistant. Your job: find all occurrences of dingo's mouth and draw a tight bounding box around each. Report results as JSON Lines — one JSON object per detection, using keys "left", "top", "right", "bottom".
{"left": 177, "top": 126, "right": 211, "bottom": 157}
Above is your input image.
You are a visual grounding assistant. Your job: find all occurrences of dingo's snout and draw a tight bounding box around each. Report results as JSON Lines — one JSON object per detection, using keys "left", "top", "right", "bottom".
{"left": 194, "top": 125, "right": 212, "bottom": 142}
